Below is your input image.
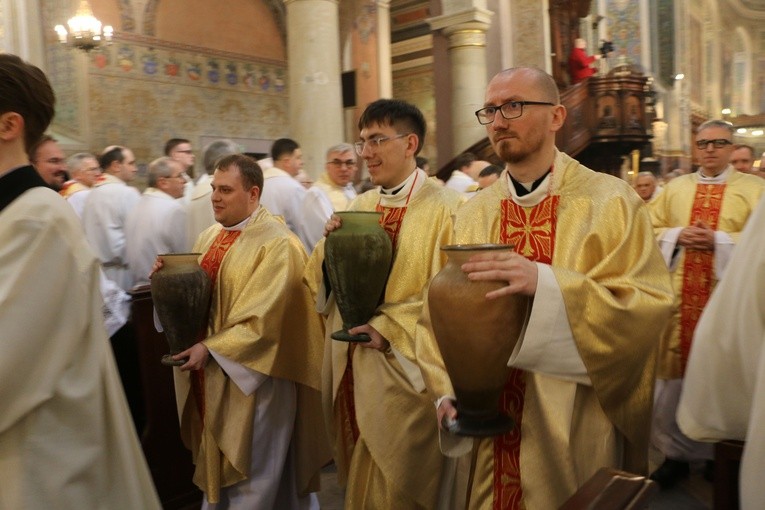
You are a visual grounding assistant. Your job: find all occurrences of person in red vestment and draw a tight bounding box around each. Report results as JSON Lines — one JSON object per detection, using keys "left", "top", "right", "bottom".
{"left": 568, "top": 38, "right": 601, "bottom": 84}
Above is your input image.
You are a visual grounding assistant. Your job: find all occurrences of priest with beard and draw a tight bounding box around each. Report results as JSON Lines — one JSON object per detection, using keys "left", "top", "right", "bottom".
{"left": 417, "top": 67, "right": 674, "bottom": 509}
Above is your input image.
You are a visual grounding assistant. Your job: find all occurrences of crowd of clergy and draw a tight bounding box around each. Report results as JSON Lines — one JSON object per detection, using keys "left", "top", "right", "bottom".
{"left": 5, "top": 51, "right": 765, "bottom": 510}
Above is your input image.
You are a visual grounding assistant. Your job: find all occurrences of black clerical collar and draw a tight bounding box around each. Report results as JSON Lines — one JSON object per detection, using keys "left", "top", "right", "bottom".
{"left": 381, "top": 183, "right": 406, "bottom": 196}
{"left": 0, "top": 165, "right": 47, "bottom": 213}
{"left": 508, "top": 169, "right": 551, "bottom": 197}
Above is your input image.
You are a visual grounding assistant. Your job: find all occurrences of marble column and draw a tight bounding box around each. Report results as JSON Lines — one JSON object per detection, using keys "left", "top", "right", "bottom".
{"left": 430, "top": 9, "right": 493, "bottom": 156}
{"left": 376, "top": 0, "right": 392, "bottom": 99}
{"left": 1, "top": 0, "right": 45, "bottom": 64}
{"left": 285, "top": 0, "right": 344, "bottom": 178}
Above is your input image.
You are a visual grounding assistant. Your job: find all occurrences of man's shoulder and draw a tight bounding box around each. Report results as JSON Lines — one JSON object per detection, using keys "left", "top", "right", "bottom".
{"left": 2, "top": 188, "right": 92, "bottom": 260}
{"left": 91, "top": 180, "right": 140, "bottom": 198}
{"left": 558, "top": 155, "right": 638, "bottom": 202}
{"left": 240, "top": 211, "right": 303, "bottom": 252}
{"left": 730, "top": 170, "right": 765, "bottom": 189}
{"left": 4, "top": 186, "right": 71, "bottom": 220}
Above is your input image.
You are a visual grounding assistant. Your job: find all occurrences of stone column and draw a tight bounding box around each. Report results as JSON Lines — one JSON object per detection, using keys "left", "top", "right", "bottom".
{"left": 430, "top": 9, "right": 492, "bottom": 156}
{"left": 2, "top": 0, "right": 45, "bottom": 63}
{"left": 376, "top": 0, "right": 392, "bottom": 98}
{"left": 285, "top": 0, "right": 344, "bottom": 178}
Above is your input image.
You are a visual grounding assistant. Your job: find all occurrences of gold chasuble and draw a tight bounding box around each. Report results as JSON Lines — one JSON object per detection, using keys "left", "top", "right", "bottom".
{"left": 310, "top": 174, "right": 457, "bottom": 509}
{"left": 59, "top": 180, "right": 88, "bottom": 198}
{"left": 175, "top": 207, "right": 330, "bottom": 503}
{"left": 650, "top": 169, "right": 765, "bottom": 379}
{"left": 418, "top": 151, "right": 674, "bottom": 509}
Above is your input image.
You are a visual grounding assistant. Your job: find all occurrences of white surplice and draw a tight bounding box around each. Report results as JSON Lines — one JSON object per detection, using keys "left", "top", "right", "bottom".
{"left": 125, "top": 187, "right": 188, "bottom": 285}
{"left": 0, "top": 184, "right": 160, "bottom": 510}
{"left": 678, "top": 195, "right": 765, "bottom": 510}
{"left": 66, "top": 187, "right": 91, "bottom": 219}
{"left": 82, "top": 173, "right": 141, "bottom": 290}
{"left": 187, "top": 173, "right": 214, "bottom": 250}
{"left": 301, "top": 173, "right": 356, "bottom": 250}
{"left": 260, "top": 167, "right": 310, "bottom": 249}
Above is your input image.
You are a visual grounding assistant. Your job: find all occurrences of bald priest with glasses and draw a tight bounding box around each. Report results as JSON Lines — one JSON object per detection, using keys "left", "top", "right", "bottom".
{"left": 416, "top": 67, "right": 675, "bottom": 509}
{"left": 649, "top": 119, "right": 765, "bottom": 489}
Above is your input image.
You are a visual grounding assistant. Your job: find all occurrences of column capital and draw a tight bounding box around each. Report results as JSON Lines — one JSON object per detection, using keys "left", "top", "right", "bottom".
{"left": 428, "top": 8, "right": 493, "bottom": 34}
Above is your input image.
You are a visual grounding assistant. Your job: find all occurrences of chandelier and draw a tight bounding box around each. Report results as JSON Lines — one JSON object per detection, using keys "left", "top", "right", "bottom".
{"left": 54, "top": 0, "right": 113, "bottom": 52}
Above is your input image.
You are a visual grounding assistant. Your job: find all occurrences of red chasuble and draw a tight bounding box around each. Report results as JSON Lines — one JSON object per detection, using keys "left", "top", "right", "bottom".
{"left": 679, "top": 183, "right": 725, "bottom": 372}
{"left": 494, "top": 194, "right": 559, "bottom": 509}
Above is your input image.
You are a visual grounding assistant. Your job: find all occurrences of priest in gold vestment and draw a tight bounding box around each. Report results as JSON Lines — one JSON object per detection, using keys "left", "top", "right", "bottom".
{"left": 309, "top": 99, "right": 458, "bottom": 509}
{"left": 649, "top": 120, "right": 765, "bottom": 488}
{"left": 169, "top": 154, "right": 330, "bottom": 508}
{"left": 417, "top": 67, "right": 674, "bottom": 509}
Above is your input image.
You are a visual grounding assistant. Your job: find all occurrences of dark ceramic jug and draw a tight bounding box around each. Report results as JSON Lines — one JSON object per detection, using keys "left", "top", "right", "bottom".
{"left": 428, "top": 244, "right": 530, "bottom": 436}
{"left": 151, "top": 253, "right": 212, "bottom": 366}
{"left": 325, "top": 211, "right": 393, "bottom": 342}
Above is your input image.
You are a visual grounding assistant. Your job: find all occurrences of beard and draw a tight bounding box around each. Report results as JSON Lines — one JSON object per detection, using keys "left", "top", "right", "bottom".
{"left": 492, "top": 127, "right": 546, "bottom": 164}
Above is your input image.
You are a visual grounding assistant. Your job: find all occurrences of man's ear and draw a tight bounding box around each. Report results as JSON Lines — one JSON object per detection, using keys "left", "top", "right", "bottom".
{"left": 550, "top": 104, "right": 567, "bottom": 133}
{"left": 0, "top": 112, "right": 24, "bottom": 141}
{"left": 250, "top": 185, "right": 261, "bottom": 203}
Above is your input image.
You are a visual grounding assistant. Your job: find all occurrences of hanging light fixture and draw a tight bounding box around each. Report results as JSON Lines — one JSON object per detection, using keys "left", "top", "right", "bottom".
{"left": 54, "top": 0, "right": 113, "bottom": 52}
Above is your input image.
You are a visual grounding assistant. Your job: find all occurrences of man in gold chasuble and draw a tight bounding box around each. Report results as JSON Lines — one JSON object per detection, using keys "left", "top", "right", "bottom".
{"left": 170, "top": 154, "right": 330, "bottom": 508}
{"left": 648, "top": 120, "right": 764, "bottom": 489}
{"left": 306, "top": 99, "right": 460, "bottom": 508}
{"left": 416, "top": 67, "right": 675, "bottom": 509}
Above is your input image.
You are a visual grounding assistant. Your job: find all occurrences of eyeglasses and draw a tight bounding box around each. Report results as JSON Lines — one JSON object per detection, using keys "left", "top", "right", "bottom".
{"left": 175, "top": 149, "right": 194, "bottom": 154}
{"left": 354, "top": 134, "right": 409, "bottom": 156}
{"left": 163, "top": 174, "right": 186, "bottom": 181}
{"left": 695, "top": 139, "right": 732, "bottom": 150}
{"left": 327, "top": 159, "right": 357, "bottom": 167}
{"left": 475, "top": 100, "right": 555, "bottom": 125}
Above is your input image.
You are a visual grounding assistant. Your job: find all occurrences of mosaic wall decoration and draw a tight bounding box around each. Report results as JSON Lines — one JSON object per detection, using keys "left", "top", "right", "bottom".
{"left": 512, "top": 2, "right": 547, "bottom": 68}
{"left": 656, "top": 0, "right": 675, "bottom": 87}
{"left": 43, "top": 0, "right": 83, "bottom": 138}
{"left": 84, "top": 38, "right": 289, "bottom": 163}
{"left": 393, "top": 66, "right": 437, "bottom": 164}
{"left": 606, "top": 0, "right": 642, "bottom": 63}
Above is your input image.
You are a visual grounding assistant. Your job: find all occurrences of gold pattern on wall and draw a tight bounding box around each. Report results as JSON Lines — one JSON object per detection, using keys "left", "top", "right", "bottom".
{"left": 86, "top": 38, "right": 289, "bottom": 164}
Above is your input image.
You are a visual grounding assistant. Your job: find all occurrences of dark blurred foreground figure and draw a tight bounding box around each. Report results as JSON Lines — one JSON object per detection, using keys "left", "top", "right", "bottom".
{"left": 0, "top": 53, "right": 160, "bottom": 509}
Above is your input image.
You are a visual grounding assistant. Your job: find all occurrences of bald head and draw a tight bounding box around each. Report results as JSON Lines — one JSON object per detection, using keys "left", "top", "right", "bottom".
{"left": 491, "top": 67, "right": 561, "bottom": 105}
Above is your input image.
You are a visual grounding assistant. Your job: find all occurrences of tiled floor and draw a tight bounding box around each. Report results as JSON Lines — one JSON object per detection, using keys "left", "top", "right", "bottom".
{"left": 316, "top": 452, "right": 714, "bottom": 509}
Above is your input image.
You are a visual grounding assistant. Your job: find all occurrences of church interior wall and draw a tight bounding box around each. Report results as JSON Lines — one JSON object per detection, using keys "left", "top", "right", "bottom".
{"left": 604, "top": 0, "right": 642, "bottom": 66}
{"left": 8, "top": 0, "right": 765, "bottom": 177}
{"left": 392, "top": 63, "right": 438, "bottom": 163}
{"left": 42, "top": 0, "right": 289, "bottom": 171}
